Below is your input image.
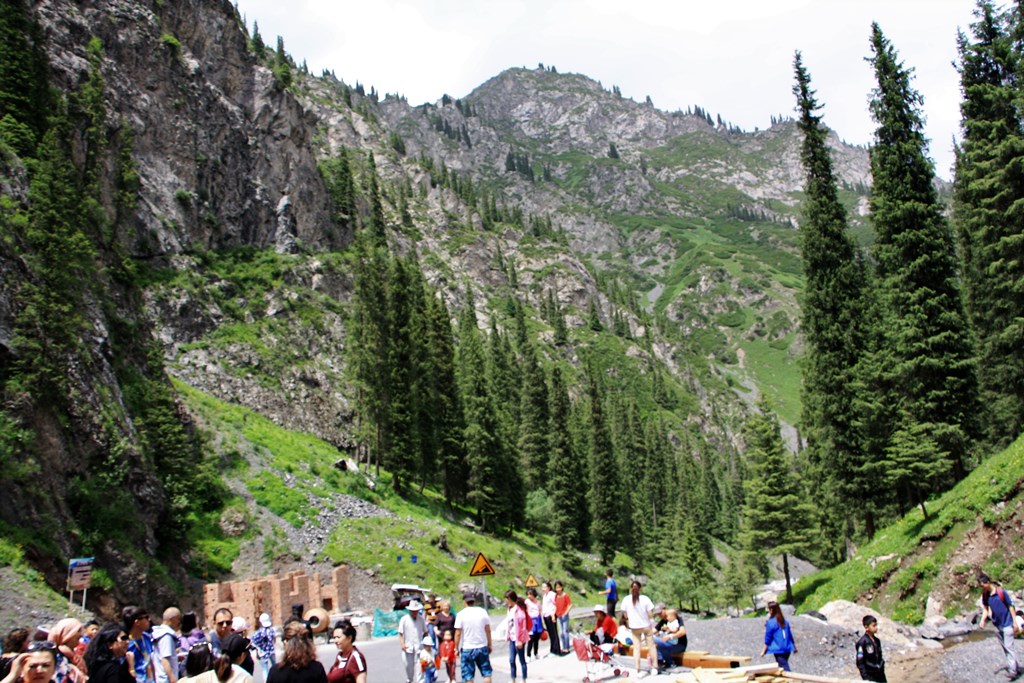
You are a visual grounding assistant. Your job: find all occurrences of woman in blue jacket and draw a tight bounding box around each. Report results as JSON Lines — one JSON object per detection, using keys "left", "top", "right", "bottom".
{"left": 759, "top": 601, "right": 796, "bottom": 671}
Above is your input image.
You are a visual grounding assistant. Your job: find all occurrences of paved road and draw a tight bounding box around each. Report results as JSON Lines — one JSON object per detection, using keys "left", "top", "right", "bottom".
{"left": 312, "top": 636, "right": 513, "bottom": 682}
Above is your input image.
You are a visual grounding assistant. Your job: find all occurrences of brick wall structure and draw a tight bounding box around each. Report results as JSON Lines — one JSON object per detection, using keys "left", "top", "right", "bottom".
{"left": 203, "top": 566, "right": 349, "bottom": 629}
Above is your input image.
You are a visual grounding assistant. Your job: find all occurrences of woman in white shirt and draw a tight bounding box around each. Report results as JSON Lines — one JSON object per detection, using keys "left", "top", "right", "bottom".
{"left": 621, "top": 580, "right": 656, "bottom": 675}
{"left": 540, "top": 583, "right": 561, "bottom": 656}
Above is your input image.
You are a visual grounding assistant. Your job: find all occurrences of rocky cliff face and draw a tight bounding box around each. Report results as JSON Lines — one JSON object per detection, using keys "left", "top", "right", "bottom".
{"left": 35, "top": 0, "right": 340, "bottom": 255}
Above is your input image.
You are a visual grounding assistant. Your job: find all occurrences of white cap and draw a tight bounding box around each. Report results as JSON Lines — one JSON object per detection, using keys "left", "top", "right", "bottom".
{"left": 231, "top": 616, "right": 249, "bottom": 632}
{"left": 259, "top": 613, "right": 272, "bottom": 628}
{"left": 407, "top": 600, "right": 423, "bottom": 611}
{"left": 421, "top": 635, "right": 434, "bottom": 647}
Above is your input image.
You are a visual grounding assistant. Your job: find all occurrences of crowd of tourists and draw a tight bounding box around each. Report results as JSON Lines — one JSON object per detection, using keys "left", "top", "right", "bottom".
{"left": 1, "top": 571, "right": 1019, "bottom": 683}
{"left": 0, "top": 606, "right": 367, "bottom": 683}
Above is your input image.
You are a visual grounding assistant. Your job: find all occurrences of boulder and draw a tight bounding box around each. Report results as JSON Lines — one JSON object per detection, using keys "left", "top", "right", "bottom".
{"left": 818, "top": 600, "right": 913, "bottom": 646}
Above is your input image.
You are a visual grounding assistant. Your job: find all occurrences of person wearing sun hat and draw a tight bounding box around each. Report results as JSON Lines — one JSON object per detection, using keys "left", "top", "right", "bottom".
{"left": 398, "top": 600, "right": 427, "bottom": 683}
{"left": 418, "top": 635, "right": 437, "bottom": 683}
{"left": 589, "top": 606, "right": 618, "bottom": 646}
{"left": 250, "top": 614, "right": 276, "bottom": 680}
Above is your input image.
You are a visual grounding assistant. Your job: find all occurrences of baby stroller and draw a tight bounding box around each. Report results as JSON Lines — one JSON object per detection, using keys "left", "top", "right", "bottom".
{"left": 572, "top": 635, "right": 629, "bottom": 682}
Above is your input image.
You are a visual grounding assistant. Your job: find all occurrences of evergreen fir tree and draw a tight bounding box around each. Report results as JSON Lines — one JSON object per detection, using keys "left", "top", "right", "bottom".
{"left": 739, "top": 401, "right": 814, "bottom": 605}
{"left": 457, "top": 289, "right": 512, "bottom": 533}
{"left": 425, "top": 293, "right": 467, "bottom": 505}
{"left": 517, "top": 342, "right": 549, "bottom": 481}
{"left": 0, "top": 0, "right": 51, "bottom": 146}
{"left": 364, "top": 152, "right": 387, "bottom": 248}
{"left": 547, "top": 365, "right": 589, "bottom": 550}
{"left": 953, "top": 2, "right": 1024, "bottom": 449}
{"left": 868, "top": 24, "right": 980, "bottom": 491}
{"left": 250, "top": 21, "right": 265, "bottom": 59}
{"left": 586, "top": 365, "right": 623, "bottom": 563}
{"left": 791, "top": 52, "right": 873, "bottom": 551}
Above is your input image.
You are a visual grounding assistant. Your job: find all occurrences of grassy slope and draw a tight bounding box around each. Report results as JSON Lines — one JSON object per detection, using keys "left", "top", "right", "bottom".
{"left": 793, "top": 435, "right": 1024, "bottom": 623}
{"left": 177, "top": 383, "right": 611, "bottom": 604}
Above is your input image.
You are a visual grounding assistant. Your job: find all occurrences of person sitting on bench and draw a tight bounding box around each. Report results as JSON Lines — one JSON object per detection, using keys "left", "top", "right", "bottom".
{"left": 654, "top": 609, "right": 687, "bottom": 672}
{"left": 588, "top": 607, "right": 618, "bottom": 647}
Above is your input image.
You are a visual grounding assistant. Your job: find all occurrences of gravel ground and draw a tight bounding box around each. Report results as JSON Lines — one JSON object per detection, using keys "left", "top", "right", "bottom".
{"left": 940, "top": 630, "right": 1024, "bottom": 683}
{"left": 682, "top": 616, "right": 1024, "bottom": 683}
{"left": 683, "top": 614, "right": 865, "bottom": 679}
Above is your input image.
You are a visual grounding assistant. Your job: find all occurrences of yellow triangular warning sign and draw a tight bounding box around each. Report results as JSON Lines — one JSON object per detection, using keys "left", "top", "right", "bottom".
{"left": 525, "top": 574, "right": 539, "bottom": 588}
{"left": 469, "top": 552, "right": 496, "bottom": 577}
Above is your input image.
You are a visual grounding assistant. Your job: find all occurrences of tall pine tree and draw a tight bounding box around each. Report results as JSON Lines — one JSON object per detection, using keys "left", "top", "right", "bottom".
{"left": 547, "top": 365, "right": 589, "bottom": 550}
{"left": 867, "top": 24, "right": 980, "bottom": 502}
{"left": 953, "top": 1, "right": 1024, "bottom": 450}
{"left": 739, "top": 401, "right": 814, "bottom": 605}
{"left": 791, "top": 52, "right": 872, "bottom": 556}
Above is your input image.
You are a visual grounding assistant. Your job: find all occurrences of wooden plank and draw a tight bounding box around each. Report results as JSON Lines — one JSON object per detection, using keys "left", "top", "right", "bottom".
{"left": 779, "top": 672, "right": 861, "bottom": 683}
{"left": 689, "top": 654, "right": 754, "bottom": 668}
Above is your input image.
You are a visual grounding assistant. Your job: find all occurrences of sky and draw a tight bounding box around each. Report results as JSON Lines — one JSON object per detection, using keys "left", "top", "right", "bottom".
{"left": 235, "top": 0, "right": 978, "bottom": 179}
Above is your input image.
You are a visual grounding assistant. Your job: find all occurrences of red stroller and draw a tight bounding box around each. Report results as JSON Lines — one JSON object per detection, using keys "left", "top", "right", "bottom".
{"left": 572, "top": 636, "right": 629, "bottom": 682}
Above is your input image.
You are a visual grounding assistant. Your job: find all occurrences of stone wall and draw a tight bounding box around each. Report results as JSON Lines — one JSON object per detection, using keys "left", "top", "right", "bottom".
{"left": 203, "top": 566, "right": 349, "bottom": 628}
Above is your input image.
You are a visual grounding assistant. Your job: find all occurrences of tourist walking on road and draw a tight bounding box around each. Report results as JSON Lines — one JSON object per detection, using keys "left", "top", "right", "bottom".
{"left": 454, "top": 591, "right": 492, "bottom": 683}
{"left": 523, "top": 589, "right": 542, "bottom": 661}
{"left": 759, "top": 601, "right": 796, "bottom": 672}
{"left": 266, "top": 621, "right": 326, "bottom": 683}
{"left": 855, "top": 615, "right": 886, "bottom": 682}
{"left": 398, "top": 600, "right": 427, "bottom": 683}
{"left": 124, "top": 607, "right": 156, "bottom": 683}
{"left": 207, "top": 610, "right": 233, "bottom": 657}
{"left": 153, "top": 608, "right": 182, "bottom": 683}
{"left": 50, "top": 618, "right": 87, "bottom": 683}
{"left": 437, "top": 631, "right": 456, "bottom": 683}
{"left": 83, "top": 624, "right": 132, "bottom": 683}
{"left": 250, "top": 615, "right": 276, "bottom": 680}
{"left": 540, "top": 583, "right": 561, "bottom": 657}
{"left": 978, "top": 573, "right": 1022, "bottom": 681}
{"left": 504, "top": 591, "right": 529, "bottom": 683}
{"left": 2, "top": 641, "right": 60, "bottom": 683}
{"left": 599, "top": 570, "right": 618, "bottom": 618}
{"left": 327, "top": 620, "right": 366, "bottom": 683}
{"left": 553, "top": 582, "right": 572, "bottom": 653}
{"left": 621, "top": 580, "right": 657, "bottom": 676}
{"left": 433, "top": 601, "right": 456, "bottom": 643}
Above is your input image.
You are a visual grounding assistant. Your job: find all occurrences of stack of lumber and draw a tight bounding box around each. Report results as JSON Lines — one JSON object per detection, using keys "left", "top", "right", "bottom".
{"left": 674, "top": 665, "right": 860, "bottom": 683}
{"left": 621, "top": 647, "right": 751, "bottom": 669}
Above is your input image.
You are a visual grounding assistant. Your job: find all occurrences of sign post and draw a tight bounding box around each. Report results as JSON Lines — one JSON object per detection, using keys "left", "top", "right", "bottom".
{"left": 469, "top": 552, "right": 496, "bottom": 608}
{"left": 67, "top": 557, "right": 94, "bottom": 613}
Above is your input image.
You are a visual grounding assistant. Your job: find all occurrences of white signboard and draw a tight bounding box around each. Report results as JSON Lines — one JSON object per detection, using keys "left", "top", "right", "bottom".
{"left": 67, "top": 557, "right": 94, "bottom": 591}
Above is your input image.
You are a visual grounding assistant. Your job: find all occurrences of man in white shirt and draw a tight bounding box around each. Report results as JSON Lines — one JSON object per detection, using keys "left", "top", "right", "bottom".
{"left": 620, "top": 580, "right": 657, "bottom": 676}
{"left": 454, "top": 591, "right": 492, "bottom": 683}
{"left": 398, "top": 600, "right": 428, "bottom": 683}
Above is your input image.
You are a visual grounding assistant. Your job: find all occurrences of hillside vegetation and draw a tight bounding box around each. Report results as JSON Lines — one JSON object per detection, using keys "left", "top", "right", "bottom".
{"left": 795, "top": 434, "right": 1024, "bottom": 623}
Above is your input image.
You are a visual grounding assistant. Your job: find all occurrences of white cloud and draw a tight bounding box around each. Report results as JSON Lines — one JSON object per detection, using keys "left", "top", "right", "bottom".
{"left": 236, "top": 0, "right": 977, "bottom": 178}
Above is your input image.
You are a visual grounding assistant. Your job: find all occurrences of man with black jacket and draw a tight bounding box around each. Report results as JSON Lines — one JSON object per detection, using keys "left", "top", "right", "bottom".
{"left": 855, "top": 615, "right": 886, "bottom": 682}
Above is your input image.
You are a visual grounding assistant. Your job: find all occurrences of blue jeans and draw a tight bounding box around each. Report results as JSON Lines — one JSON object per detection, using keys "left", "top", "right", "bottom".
{"left": 460, "top": 647, "right": 492, "bottom": 682}
{"left": 508, "top": 641, "right": 527, "bottom": 679}
{"left": 773, "top": 653, "right": 791, "bottom": 671}
{"left": 655, "top": 638, "right": 685, "bottom": 665}
{"left": 558, "top": 615, "right": 571, "bottom": 652}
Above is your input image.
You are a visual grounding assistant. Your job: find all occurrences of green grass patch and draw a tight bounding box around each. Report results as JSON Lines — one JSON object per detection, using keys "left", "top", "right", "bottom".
{"left": 794, "top": 435, "right": 1024, "bottom": 620}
